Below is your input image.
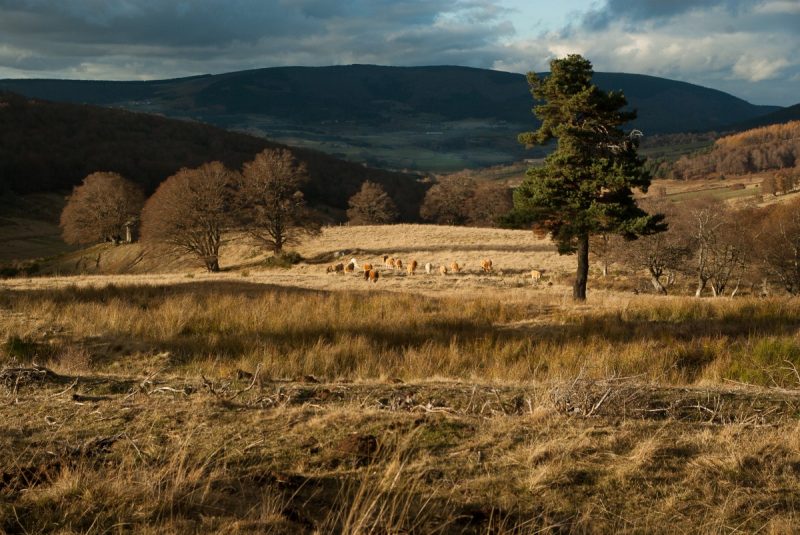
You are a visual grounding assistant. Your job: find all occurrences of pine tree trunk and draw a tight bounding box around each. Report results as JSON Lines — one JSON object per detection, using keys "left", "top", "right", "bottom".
{"left": 574, "top": 235, "right": 589, "bottom": 301}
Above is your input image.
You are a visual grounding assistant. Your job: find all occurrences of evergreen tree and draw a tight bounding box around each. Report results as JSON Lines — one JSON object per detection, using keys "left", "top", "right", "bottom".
{"left": 504, "top": 55, "right": 664, "bottom": 300}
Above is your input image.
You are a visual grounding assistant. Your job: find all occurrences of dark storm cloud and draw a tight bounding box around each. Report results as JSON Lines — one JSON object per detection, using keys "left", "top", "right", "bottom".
{"left": 0, "top": 0, "right": 797, "bottom": 105}
{"left": 0, "top": 0, "right": 510, "bottom": 77}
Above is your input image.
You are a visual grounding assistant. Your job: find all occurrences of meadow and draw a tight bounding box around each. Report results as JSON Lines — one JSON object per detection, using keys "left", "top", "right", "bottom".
{"left": 2, "top": 224, "right": 800, "bottom": 533}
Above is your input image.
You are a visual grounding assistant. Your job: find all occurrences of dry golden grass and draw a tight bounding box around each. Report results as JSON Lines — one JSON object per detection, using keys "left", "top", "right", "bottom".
{"left": 2, "top": 373, "right": 800, "bottom": 534}
{"left": 3, "top": 281, "right": 800, "bottom": 387}
{"left": 3, "top": 223, "right": 800, "bottom": 532}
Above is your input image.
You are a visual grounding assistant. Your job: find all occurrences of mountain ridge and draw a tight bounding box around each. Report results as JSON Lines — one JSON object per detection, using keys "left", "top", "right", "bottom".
{"left": 0, "top": 65, "right": 788, "bottom": 171}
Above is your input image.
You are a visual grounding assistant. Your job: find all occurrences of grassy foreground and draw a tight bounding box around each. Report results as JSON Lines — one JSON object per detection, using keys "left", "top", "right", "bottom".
{"left": 3, "top": 282, "right": 800, "bottom": 386}
{"left": 2, "top": 281, "right": 800, "bottom": 533}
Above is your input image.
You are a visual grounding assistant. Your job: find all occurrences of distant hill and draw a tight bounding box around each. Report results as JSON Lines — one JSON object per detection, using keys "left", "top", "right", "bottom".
{"left": 0, "top": 92, "right": 427, "bottom": 221}
{"left": 0, "top": 65, "right": 782, "bottom": 172}
{"left": 724, "top": 103, "right": 800, "bottom": 132}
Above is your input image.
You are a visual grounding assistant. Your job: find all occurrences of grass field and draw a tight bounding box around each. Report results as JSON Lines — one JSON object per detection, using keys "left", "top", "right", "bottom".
{"left": 3, "top": 224, "right": 800, "bottom": 533}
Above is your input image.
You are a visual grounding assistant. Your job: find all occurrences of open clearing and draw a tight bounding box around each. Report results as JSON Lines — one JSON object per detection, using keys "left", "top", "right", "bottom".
{"left": 3, "top": 224, "right": 800, "bottom": 533}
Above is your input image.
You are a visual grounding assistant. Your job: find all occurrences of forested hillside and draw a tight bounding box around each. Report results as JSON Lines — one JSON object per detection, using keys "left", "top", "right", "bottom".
{"left": 0, "top": 92, "right": 427, "bottom": 220}
{"left": 649, "top": 121, "right": 800, "bottom": 180}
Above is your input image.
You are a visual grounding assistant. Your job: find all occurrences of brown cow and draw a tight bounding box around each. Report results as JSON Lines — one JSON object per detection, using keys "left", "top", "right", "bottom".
{"left": 450, "top": 262, "right": 461, "bottom": 273}
{"left": 395, "top": 259, "right": 403, "bottom": 271}
{"left": 481, "top": 258, "right": 493, "bottom": 273}
{"left": 439, "top": 265, "right": 448, "bottom": 276}
{"left": 327, "top": 262, "right": 345, "bottom": 274}
{"left": 344, "top": 261, "right": 355, "bottom": 273}
{"left": 407, "top": 259, "right": 418, "bottom": 275}
{"left": 363, "top": 263, "right": 374, "bottom": 273}
{"left": 384, "top": 256, "right": 395, "bottom": 269}
{"left": 530, "top": 269, "right": 543, "bottom": 283}
{"left": 369, "top": 269, "right": 380, "bottom": 283}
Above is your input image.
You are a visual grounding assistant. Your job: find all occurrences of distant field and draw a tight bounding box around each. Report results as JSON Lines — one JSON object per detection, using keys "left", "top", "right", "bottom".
{"left": 248, "top": 119, "right": 539, "bottom": 172}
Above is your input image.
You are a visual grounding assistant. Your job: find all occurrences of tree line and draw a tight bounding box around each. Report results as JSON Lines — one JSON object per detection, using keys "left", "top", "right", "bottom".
{"left": 61, "top": 149, "right": 322, "bottom": 272}
{"left": 61, "top": 147, "right": 515, "bottom": 272}
{"left": 595, "top": 196, "right": 800, "bottom": 297}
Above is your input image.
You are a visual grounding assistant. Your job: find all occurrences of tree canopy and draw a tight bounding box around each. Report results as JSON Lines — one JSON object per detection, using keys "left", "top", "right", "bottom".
{"left": 236, "top": 148, "right": 321, "bottom": 254}
{"left": 347, "top": 181, "right": 398, "bottom": 225}
{"left": 505, "top": 54, "right": 664, "bottom": 300}
{"left": 60, "top": 172, "right": 144, "bottom": 245}
{"left": 140, "top": 162, "right": 235, "bottom": 272}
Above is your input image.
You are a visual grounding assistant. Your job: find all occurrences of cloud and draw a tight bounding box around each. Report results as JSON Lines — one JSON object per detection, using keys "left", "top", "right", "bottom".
{"left": 524, "top": 0, "right": 800, "bottom": 104}
{"left": 0, "top": 0, "right": 797, "bottom": 105}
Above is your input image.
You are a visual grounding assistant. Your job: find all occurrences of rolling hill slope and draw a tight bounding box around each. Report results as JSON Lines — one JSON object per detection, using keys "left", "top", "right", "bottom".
{"left": 0, "top": 65, "right": 782, "bottom": 171}
{"left": 0, "top": 92, "right": 427, "bottom": 221}
{"left": 724, "top": 103, "right": 800, "bottom": 132}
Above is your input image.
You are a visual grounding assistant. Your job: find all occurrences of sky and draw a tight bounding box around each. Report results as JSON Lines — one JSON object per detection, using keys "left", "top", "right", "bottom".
{"left": 0, "top": 0, "right": 797, "bottom": 106}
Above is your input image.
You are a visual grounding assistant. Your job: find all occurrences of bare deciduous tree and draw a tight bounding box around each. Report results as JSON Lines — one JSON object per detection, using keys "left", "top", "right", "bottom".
{"left": 140, "top": 162, "right": 235, "bottom": 272}
{"left": 464, "top": 181, "right": 513, "bottom": 227}
{"left": 757, "top": 197, "right": 800, "bottom": 295}
{"left": 346, "top": 181, "right": 398, "bottom": 225}
{"left": 590, "top": 233, "right": 618, "bottom": 277}
{"left": 618, "top": 201, "right": 692, "bottom": 294}
{"left": 686, "top": 198, "right": 756, "bottom": 297}
{"left": 419, "top": 172, "right": 476, "bottom": 225}
{"left": 237, "top": 148, "right": 320, "bottom": 254}
{"left": 60, "top": 172, "right": 144, "bottom": 245}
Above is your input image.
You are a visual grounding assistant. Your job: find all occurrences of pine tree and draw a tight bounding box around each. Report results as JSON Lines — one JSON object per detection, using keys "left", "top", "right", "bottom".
{"left": 504, "top": 55, "right": 664, "bottom": 300}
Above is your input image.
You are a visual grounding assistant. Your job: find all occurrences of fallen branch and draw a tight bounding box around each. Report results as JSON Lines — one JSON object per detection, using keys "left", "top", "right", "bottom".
{"left": 50, "top": 378, "right": 79, "bottom": 398}
{"left": 229, "top": 363, "right": 262, "bottom": 400}
{"left": 586, "top": 388, "right": 612, "bottom": 417}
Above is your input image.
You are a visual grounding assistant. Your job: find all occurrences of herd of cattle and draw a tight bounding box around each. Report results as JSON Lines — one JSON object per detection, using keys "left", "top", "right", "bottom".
{"left": 326, "top": 255, "right": 544, "bottom": 284}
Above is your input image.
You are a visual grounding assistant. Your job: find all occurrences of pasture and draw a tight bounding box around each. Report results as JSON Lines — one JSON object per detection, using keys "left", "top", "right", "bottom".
{"left": 2, "top": 224, "right": 800, "bottom": 533}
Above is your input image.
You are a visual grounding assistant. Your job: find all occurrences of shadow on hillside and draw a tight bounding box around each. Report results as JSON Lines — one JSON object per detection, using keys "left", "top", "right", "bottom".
{"left": 0, "top": 280, "right": 329, "bottom": 305}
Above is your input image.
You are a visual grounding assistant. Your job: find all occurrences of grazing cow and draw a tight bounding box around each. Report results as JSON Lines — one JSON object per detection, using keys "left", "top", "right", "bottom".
{"left": 481, "top": 258, "right": 493, "bottom": 273}
{"left": 369, "top": 269, "right": 380, "bottom": 283}
{"left": 439, "top": 265, "right": 448, "bottom": 276}
{"left": 349, "top": 258, "right": 359, "bottom": 269}
{"left": 530, "top": 269, "right": 542, "bottom": 283}
{"left": 395, "top": 259, "right": 403, "bottom": 271}
{"left": 384, "top": 256, "right": 395, "bottom": 269}
{"left": 450, "top": 262, "right": 461, "bottom": 273}
{"left": 425, "top": 262, "right": 433, "bottom": 274}
{"left": 344, "top": 261, "right": 355, "bottom": 273}
{"left": 407, "top": 259, "right": 418, "bottom": 275}
{"left": 327, "top": 262, "right": 345, "bottom": 274}
{"left": 363, "top": 263, "right": 374, "bottom": 273}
